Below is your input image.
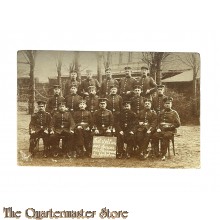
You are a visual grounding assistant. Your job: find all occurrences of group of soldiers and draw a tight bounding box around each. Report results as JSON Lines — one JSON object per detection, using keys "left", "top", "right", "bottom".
{"left": 29, "top": 66, "right": 181, "bottom": 161}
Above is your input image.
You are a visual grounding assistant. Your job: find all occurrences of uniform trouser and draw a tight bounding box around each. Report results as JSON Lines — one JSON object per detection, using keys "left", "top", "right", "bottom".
{"left": 152, "top": 131, "right": 174, "bottom": 156}
{"left": 117, "top": 131, "right": 135, "bottom": 155}
{"left": 29, "top": 130, "right": 50, "bottom": 154}
{"left": 50, "top": 131, "right": 73, "bottom": 154}
{"left": 136, "top": 130, "right": 152, "bottom": 154}
{"left": 74, "top": 128, "right": 91, "bottom": 156}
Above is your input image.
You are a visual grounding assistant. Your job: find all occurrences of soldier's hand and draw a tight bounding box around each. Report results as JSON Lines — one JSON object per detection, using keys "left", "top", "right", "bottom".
{"left": 85, "top": 127, "right": 90, "bottom": 131}
{"left": 84, "top": 92, "right": 89, "bottom": 96}
{"left": 44, "top": 130, "right": 48, "bottom": 134}
{"left": 119, "top": 131, "right": 124, "bottom": 135}
{"left": 30, "top": 130, "right": 35, "bottom": 134}
{"left": 129, "top": 131, "right": 134, "bottom": 135}
{"left": 77, "top": 126, "right": 83, "bottom": 129}
{"left": 126, "top": 91, "right": 131, "bottom": 94}
{"left": 157, "top": 129, "right": 161, "bottom": 132}
{"left": 50, "top": 130, "right": 54, "bottom": 134}
{"left": 139, "top": 122, "right": 144, "bottom": 126}
{"left": 94, "top": 129, "right": 99, "bottom": 134}
{"left": 146, "top": 89, "right": 150, "bottom": 94}
{"left": 70, "top": 130, "right": 74, "bottom": 134}
{"left": 147, "top": 130, "right": 151, "bottom": 134}
{"left": 106, "top": 129, "right": 111, "bottom": 133}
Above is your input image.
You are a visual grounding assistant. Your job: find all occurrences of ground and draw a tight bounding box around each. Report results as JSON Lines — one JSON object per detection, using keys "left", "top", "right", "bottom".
{"left": 17, "top": 111, "right": 200, "bottom": 168}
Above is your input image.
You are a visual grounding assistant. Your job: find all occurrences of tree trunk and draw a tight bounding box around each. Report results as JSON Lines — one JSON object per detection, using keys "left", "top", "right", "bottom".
{"left": 156, "top": 60, "right": 161, "bottom": 85}
{"left": 74, "top": 52, "right": 80, "bottom": 79}
{"left": 28, "top": 63, "right": 35, "bottom": 114}
{"left": 97, "top": 53, "right": 102, "bottom": 83}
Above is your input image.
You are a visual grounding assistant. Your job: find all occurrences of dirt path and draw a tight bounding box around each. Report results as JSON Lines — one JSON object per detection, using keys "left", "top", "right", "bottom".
{"left": 17, "top": 112, "right": 200, "bottom": 168}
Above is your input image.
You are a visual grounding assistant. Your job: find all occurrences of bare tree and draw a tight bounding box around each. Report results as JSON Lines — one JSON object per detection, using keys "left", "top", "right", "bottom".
{"left": 19, "top": 50, "right": 37, "bottom": 114}
{"left": 102, "top": 52, "right": 111, "bottom": 69}
{"left": 176, "top": 53, "right": 200, "bottom": 115}
{"left": 96, "top": 52, "right": 103, "bottom": 83}
{"left": 142, "top": 52, "right": 170, "bottom": 84}
{"left": 74, "top": 51, "right": 80, "bottom": 79}
{"left": 55, "top": 52, "right": 63, "bottom": 89}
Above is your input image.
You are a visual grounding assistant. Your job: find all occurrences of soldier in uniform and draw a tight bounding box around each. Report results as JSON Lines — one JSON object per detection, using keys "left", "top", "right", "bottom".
{"left": 46, "top": 85, "right": 65, "bottom": 116}
{"left": 152, "top": 84, "right": 167, "bottom": 114}
{"left": 115, "top": 101, "right": 137, "bottom": 159}
{"left": 50, "top": 102, "right": 75, "bottom": 158}
{"left": 100, "top": 67, "right": 119, "bottom": 97}
{"left": 29, "top": 101, "right": 51, "bottom": 157}
{"left": 85, "top": 86, "right": 99, "bottom": 116}
{"left": 79, "top": 70, "right": 100, "bottom": 97}
{"left": 93, "top": 98, "right": 114, "bottom": 136}
{"left": 130, "top": 85, "right": 145, "bottom": 114}
{"left": 119, "top": 66, "right": 136, "bottom": 101}
{"left": 136, "top": 99, "right": 157, "bottom": 160}
{"left": 65, "top": 84, "right": 82, "bottom": 116}
{"left": 73, "top": 100, "right": 93, "bottom": 158}
{"left": 63, "top": 70, "right": 81, "bottom": 97}
{"left": 152, "top": 97, "right": 181, "bottom": 161}
{"left": 135, "top": 66, "right": 157, "bottom": 97}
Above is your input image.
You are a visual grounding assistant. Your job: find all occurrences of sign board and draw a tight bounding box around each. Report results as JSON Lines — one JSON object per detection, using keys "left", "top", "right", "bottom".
{"left": 92, "top": 136, "right": 117, "bottom": 158}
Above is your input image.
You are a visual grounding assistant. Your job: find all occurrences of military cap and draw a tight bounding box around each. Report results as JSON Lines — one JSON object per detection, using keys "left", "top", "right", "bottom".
{"left": 70, "top": 69, "right": 78, "bottom": 73}
{"left": 163, "top": 96, "right": 173, "bottom": 103}
{"left": 134, "top": 85, "right": 142, "bottom": 90}
{"left": 141, "top": 66, "right": 149, "bottom": 70}
{"left": 58, "top": 101, "right": 66, "bottom": 106}
{"left": 105, "top": 67, "right": 111, "bottom": 72}
{"left": 124, "top": 66, "right": 132, "bottom": 70}
{"left": 79, "top": 99, "right": 87, "bottom": 104}
{"left": 143, "top": 98, "right": 152, "bottom": 103}
{"left": 88, "top": 85, "right": 96, "bottom": 90}
{"left": 110, "top": 84, "right": 118, "bottom": 89}
{"left": 157, "top": 84, "right": 165, "bottom": 89}
{"left": 37, "top": 100, "right": 46, "bottom": 105}
{"left": 70, "top": 83, "right": 78, "bottom": 88}
{"left": 98, "top": 98, "right": 108, "bottom": 103}
{"left": 86, "top": 69, "right": 93, "bottom": 74}
{"left": 53, "top": 84, "right": 61, "bottom": 89}
{"left": 123, "top": 100, "right": 131, "bottom": 105}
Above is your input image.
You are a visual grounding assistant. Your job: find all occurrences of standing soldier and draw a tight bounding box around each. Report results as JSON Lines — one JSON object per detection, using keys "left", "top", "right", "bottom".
{"left": 135, "top": 66, "right": 157, "bottom": 97}
{"left": 65, "top": 84, "right": 82, "bottom": 115}
{"left": 85, "top": 86, "right": 99, "bottom": 116}
{"left": 50, "top": 102, "right": 75, "bottom": 158}
{"left": 29, "top": 101, "right": 51, "bottom": 157}
{"left": 79, "top": 70, "right": 100, "bottom": 97}
{"left": 130, "top": 85, "right": 145, "bottom": 114}
{"left": 46, "top": 85, "right": 65, "bottom": 116}
{"left": 100, "top": 67, "right": 119, "bottom": 97}
{"left": 136, "top": 99, "right": 157, "bottom": 160}
{"left": 119, "top": 66, "right": 136, "bottom": 101}
{"left": 115, "top": 101, "right": 137, "bottom": 159}
{"left": 93, "top": 98, "right": 114, "bottom": 136}
{"left": 152, "top": 97, "right": 181, "bottom": 161}
{"left": 64, "top": 70, "right": 81, "bottom": 97}
{"left": 73, "top": 100, "right": 93, "bottom": 158}
{"left": 152, "top": 84, "right": 167, "bottom": 114}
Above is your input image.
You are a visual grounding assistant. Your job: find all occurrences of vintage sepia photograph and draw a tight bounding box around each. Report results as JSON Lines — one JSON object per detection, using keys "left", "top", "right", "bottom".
{"left": 17, "top": 50, "right": 200, "bottom": 168}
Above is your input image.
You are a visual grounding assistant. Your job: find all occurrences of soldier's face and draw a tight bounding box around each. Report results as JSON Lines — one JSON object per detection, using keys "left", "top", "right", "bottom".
{"left": 124, "top": 104, "right": 131, "bottom": 110}
{"left": 134, "top": 88, "right": 141, "bottom": 95}
{"left": 87, "top": 72, "right": 93, "bottom": 79}
{"left": 59, "top": 104, "right": 66, "bottom": 112}
{"left": 38, "top": 105, "right": 45, "bottom": 112}
{"left": 71, "top": 72, "right": 77, "bottom": 79}
{"left": 164, "top": 102, "right": 172, "bottom": 109}
{"left": 106, "top": 71, "right": 112, "bottom": 79}
{"left": 125, "top": 70, "right": 131, "bottom": 77}
{"left": 79, "top": 102, "right": 86, "bottom": 110}
{"left": 70, "top": 87, "right": 77, "bottom": 94}
{"left": 141, "top": 69, "right": 149, "bottom": 76}
{"left": 110, "top": 88, "right": 117, "bottom": 94}
{"left": 157, "top": 88, "right": 164, "bottom": 95}
{"left": 54, "top": 88, "right": 61, "bottom": 95}
{"left": 144, "top": 101, "right": 151, "bottom": 109}
{"left": 89, "top": 88, "right": 96, "bottom": 95}
{"left": 99, "top": 102, "right": 107, "bottom": 109}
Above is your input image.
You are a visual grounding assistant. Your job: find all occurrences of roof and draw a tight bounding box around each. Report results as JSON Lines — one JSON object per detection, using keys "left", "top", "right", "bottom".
{"left": 162, "top": 69, "right": 200, "bottom": 83}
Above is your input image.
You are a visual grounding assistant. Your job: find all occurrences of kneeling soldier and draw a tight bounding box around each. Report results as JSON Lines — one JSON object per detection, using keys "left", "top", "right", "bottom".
{"left": 136, "top": 99, "right": 157, "bottom": 160}
{"left": 50, "top": 102, "right": 75, "bottom": 158}
{"left": 152, "top": 97, "right": 181, "bottom": 161}
{"left": 29, "top": 101, "right": 51, "bottom": 157}
{"left": 115, "top": 101, "right": 137, "bottom": 159}
{"left": 73, "top": 100, "right": 93, "bottom": 158}
{"left": 93, "top": 98, "right": 114, "bottom": 136}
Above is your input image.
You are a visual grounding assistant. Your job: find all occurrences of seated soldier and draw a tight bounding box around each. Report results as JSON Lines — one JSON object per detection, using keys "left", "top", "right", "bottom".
{"left": 136, "top": 99, "right": 157, "bottom": 160}
{"left": 29, "top": 101, "right": 51, "bottom": 157}
{"left": 115, "top": 101, "right": 137, "bottom": 159}
{"left": 73, "top": 100, "right": 93, "bottom": 158}
{"left": 152, "top": 97, "right": 181, "bottom": 161}
{"left": 93, "top": 98, "right": 114, "bottom": 136}
{"left": 50, "top": 102, "right": 75, "bottom": 158}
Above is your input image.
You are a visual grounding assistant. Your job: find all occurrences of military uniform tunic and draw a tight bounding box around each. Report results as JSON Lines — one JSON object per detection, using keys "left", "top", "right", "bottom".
{"left": 152, "top": 94, "right": 167, "bottom": 113}
{"left": 119, "top": 76, "right": 136, "bottom": 100}
{"left": 135, "top": 76, "right": 157, "bottom": 96}
{"left": 130, "top": 95, "right": 145, "bottom": 114}
{"left": 79, "top": 78, "right": 100, "bottom": 95}
{"left": 85, "top": 94, "right": 99, "bottom": 114}
{"left": 65, "top": 94, "right": 83, "bottom": 113}
{"left": 107, "top": 94, "right": 123, "bottom": 115}
{"left": 46, "top": 95, "right": 65, "bottom": 115}
{"left": 100, "top": 78, "right": 119, "bottom": 97}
